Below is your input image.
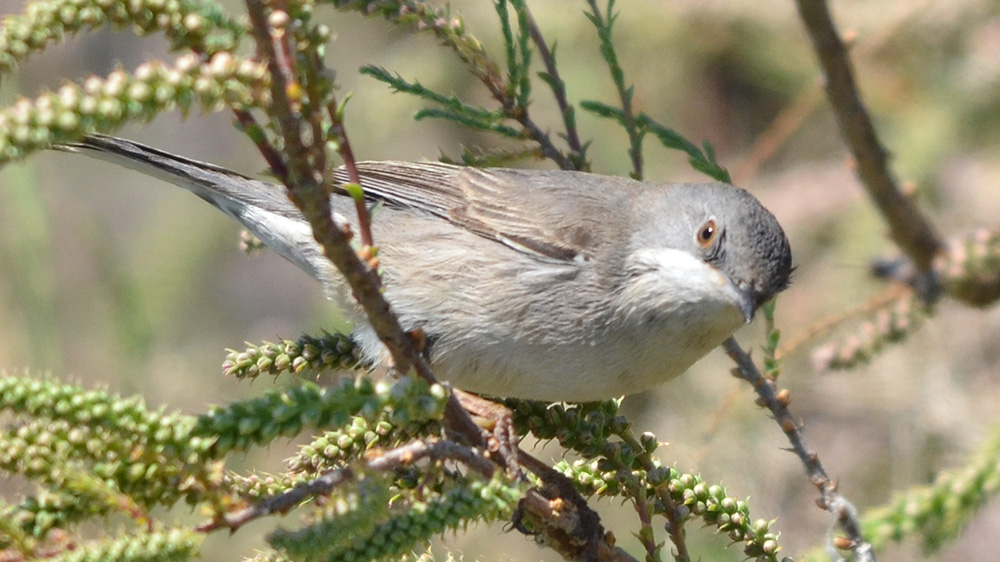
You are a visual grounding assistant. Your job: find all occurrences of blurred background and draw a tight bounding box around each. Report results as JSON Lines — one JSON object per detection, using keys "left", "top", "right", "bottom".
{"left": 2, "top": 0, "right": 1000, "bottom": 560}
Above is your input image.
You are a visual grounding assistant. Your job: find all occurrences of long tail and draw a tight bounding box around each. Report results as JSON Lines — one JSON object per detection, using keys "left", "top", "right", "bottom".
{"left": 59, "top": 134, "right": 331, "bottom": 287}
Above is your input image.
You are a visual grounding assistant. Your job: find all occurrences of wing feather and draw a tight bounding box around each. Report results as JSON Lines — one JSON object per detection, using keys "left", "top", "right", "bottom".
{"left": 336, "top": 162, "right": 625, "bottom": 262}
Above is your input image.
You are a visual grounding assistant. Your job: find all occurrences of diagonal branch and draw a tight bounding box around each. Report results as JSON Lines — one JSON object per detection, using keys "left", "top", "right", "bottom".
{"left": 794, "top": 0, "right": 942, "bottom": 273}
{"left": 724, "top": 337, "right": 875, "bottom": 562}
{"left": 242, "top": 0, "right": 503, "bottom": 470}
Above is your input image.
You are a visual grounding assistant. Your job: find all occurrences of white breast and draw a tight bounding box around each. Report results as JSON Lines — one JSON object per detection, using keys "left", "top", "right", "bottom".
{"left": 348, "top": 246, "right": 745, "bottom": 402}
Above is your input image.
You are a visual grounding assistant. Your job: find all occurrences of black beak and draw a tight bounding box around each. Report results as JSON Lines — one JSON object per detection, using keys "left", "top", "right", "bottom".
{"left": 737, "top": 289, "right": 755, "bottom": 324}
{"left": 730, "top": 278, "right": 756, "bottom": 324}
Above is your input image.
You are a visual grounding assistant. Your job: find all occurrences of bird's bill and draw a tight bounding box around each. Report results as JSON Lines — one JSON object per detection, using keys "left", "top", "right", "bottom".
{"left": 722, "top": 277, "right": 756, "bottom": 324}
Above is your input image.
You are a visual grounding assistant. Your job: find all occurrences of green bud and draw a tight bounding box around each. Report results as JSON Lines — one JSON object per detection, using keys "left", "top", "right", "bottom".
{"left": 183, "top": 13, "right": 202, "bottom": 32}
{"left": 96, "top": 98, "right": 123, "bottom": 120}
{"left": 274, "top": 353, "right": 291, "bottom": 371}
{"left": 342, "top": 182, "right": 365, "bottom": 202}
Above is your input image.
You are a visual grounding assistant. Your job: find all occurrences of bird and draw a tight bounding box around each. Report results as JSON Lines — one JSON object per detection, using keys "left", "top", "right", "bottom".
{"left": 62, "top": 134, "right": 792, "bottom": 402}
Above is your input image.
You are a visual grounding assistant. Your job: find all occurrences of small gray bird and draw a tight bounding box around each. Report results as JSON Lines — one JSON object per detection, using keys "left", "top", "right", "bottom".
{"left": 63, "top": 135, "right": 792, "bottom": 402}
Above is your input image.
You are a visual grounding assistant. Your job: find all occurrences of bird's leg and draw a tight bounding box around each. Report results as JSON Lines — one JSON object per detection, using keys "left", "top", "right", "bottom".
{"left": 402, "top": 328, "right": 522, "bottom": 477}
{"left": 453, "top": 388, "right": 523, "bottom": 479}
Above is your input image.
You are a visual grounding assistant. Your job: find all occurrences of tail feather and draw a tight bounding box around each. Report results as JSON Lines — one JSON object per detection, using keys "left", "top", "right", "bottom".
{"left": 59, "top": 134, "right": 333, "bottom": 289}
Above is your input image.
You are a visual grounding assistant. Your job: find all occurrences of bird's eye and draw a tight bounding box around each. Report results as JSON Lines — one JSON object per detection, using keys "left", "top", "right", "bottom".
{"left": 696, "top": 219, "right": 719, "bottom": 248}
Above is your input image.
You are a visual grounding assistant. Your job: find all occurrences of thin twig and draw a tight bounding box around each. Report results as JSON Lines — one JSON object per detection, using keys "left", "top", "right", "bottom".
{"left": 332, "top": 1, "right": 574, "bottom": 169}
{"left": 416, "top": 1, "right": 572, "bottom": 170}
{"left": 245, "top": 0, "right": 314, "bottom": 186}
{"left": 777, "top": 285, "right": 911, "bottom": 360}
{"left": 299, "top": 52, "right": 329, "bottom": 182}
{"left": 231, "top": 109, "right": 290, "bottom": 181}
{"left": 515, "top": 109, "right": 576, "bottom": 170}
{"left": 199, "top": 439, "right": 495, "bottom": 532}
{"left": 630, "top": 480, "right": 660, "bottom": 562}
{"left": 456, "top": 392, "right": 633, "bottom": 561}
{"left": 481, "top": 4, "right": 574, "bottom": 170}
{"left": 524, "top": 5, "right": 586, "bottom": 169}
{"left": 794, "top": 0, "right": 942, "bottom": 272}
{"left": 326, "top": 104, "right": 374, "bottom": 247}
{"left": 314, "top": 49, "right": 375, "bottom": 247}
{"left": 612, "top": 426, "right": 691, "bottom": 562}
{"left": 302, "top": 46, "right": 373, "bottom": 247}
{"left": 585, "top": 0, "right": 643, "bottom": 179}
{"left": 733, "top": 83, "right": 824, "bottom": 186}
{"left": 723, "top": 337, "right": 875, "bottom": 562}
{"left": 182, "top": 35, "right": 290, "bottom": 182}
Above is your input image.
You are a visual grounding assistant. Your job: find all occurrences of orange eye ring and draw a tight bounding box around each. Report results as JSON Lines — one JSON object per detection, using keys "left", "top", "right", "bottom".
{"left": 696, "top": 219, "right": 719, "bottom": 248}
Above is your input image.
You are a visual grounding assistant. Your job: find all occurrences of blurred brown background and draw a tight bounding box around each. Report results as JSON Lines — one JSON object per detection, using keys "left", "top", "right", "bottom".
{"left": 2, "top": 0, "right": 1000, "bottom": 560}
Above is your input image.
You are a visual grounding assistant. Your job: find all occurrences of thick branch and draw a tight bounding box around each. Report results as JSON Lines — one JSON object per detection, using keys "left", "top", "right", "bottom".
{"left": 794, "top": 0, "right": 941, "bottom": 271}
{"left": 516, "top": 452, "right": 640, "bottom": 562}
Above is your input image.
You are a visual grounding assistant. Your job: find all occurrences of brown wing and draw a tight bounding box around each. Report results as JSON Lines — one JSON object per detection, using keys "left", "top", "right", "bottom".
{"left": 335, "top": 161, "right": 628, "bottom": 262}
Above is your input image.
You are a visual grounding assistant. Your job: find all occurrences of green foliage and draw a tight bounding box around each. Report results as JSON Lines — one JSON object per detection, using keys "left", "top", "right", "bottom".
{"left": 265, "top": 477, "right": 394, "bottom": 562}
{"left": 195, "top": 376, "right": 448, "bottom": 457}
{"left": 267, "top": 472, "right": 522, "bottom": 562}
{"left": 0, "top": 0, "right": 241, "bottom": 71}
{"left": 862, "top": 425, "right": 1000, "bottom": 553}
{"left": 936, "top": 227, "right": 1000, "bottom": 307}
{"left": 286, "top": 412, "right": 440, "bottom": 475}
{"left": 0, "top": 370, "right": 455, "bottom": 560}
{"left": 800, "top": 424, "right": 1000, "bottom": 561}
{"left": 0, "top": 374, "right": 216, "bottom": 510}
{"left": 508, "top": 399, "right": 783, "bottom": 560}
{"left": 582, "top": 0, "right": 643, "bottom": 178}
{"left": 637, "top": 115, "right": 732, "bottom": 183}
{"left": 45, "top": 528, "right": 203, "bottom": 562}
{"left": 361, "top": 65, "right": 522, "bottom": 137}
{"left": 0, "top": 52, "right": 267, "bottom": 162}
{"left": 804, "top": 228, "right": 1000, "bottom": 373}
{"left": 223, "top": 331, "right": 362, "bottom": 380}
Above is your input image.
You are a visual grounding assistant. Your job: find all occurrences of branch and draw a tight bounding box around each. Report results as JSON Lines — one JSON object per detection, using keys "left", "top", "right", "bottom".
{"left": 610, "top": 425, "right": 690, "bottom": 562}
{"left": 242, "top": 0, "right": 505, "bottom": 469}
{"left": 524, "top": 5, "right": 586, "bottom": 169}
{"left": 585, "top": 0, "right": 643, "bottom": 178}
{"left": 794, "top": 0, "right": 942, "bottom": 273}
{"left": 200, "top": 439, "right": 496, "bottom": 532}
{"left": 232, "top": 108, "right": 289, "bottom": 180}
{"left": 724, "top": 338, "right": 875, "bottom": 562}
{"left": 327, "top": 96, "right": 375, "bottom": 247}
{"left": 515, "top": 452, "right": 640, "bottom": 562}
